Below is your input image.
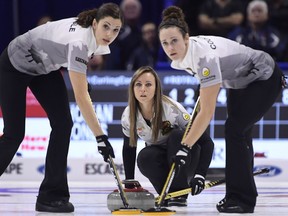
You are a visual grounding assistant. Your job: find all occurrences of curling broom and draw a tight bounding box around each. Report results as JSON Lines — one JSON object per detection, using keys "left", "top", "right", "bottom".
{"left": 155, "top": 167, "right": 270, "bottom": 202}
{"left": 107, "top": 155, "right": 142, "bottom": 215}
{"left": 142, "top": 97, "right": 201, "bottom": 215}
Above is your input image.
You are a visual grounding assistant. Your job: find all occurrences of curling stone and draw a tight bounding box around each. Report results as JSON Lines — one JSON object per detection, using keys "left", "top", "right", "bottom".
{"left": 107, "top": 180, "right": 155, "bottom": 211}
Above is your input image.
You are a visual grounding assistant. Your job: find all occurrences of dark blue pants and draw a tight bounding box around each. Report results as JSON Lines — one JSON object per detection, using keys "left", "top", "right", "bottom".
{"left": 225, "top": 63, "right": 283, "bottom": 207}
{"left": 137, "top": 129, "right": 201, "bottom": 195}
{"left": 0, "top": 48, "right": 73, "bottom": 202}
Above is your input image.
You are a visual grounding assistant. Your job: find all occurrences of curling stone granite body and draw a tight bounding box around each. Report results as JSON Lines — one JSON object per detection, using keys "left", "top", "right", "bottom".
{"left": 107, "top": 189, "right": 155, "bottom": 211}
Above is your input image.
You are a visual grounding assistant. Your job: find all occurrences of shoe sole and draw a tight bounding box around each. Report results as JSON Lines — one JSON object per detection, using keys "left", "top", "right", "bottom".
{"left": 36, "top": 202, "right": 74, "bottom": 213}
{"left": 217, "top": 205, "right": 254, "bottom": 213}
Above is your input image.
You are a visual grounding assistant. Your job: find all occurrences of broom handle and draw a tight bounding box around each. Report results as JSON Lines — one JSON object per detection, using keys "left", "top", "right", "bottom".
{"left": 155, "top": 167, "right": 270, "bottom": 202}
{"left": 156, "top": 97, "right": 201, "bottom": 208}
{"left": 155, "top": 162, "right": 176, "bottom": 208}
{"left": 182, "top": 97, "right": 200, "bottom": 142}
{"left": 107, "top": 155, "right": 130, "bottom": 208}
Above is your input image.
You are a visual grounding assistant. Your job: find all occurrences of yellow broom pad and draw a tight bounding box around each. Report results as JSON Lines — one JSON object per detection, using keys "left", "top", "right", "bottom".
{"left": 112, "top": 208, "right": 142, "bottom": 215}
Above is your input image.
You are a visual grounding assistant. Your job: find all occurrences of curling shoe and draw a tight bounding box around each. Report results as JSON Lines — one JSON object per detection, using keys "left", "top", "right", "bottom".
{"left": 216, "top": 197, "right": 254, "bottom": 213}
{"left": 36, "top": 200, "right": 74, "bottom": 213}
{"left": 167, "top": 196, "right": 187, "bottom": 207}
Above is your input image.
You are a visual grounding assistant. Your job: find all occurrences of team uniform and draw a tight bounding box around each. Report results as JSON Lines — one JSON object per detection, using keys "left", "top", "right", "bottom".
{"left": 122, "top": 97, "right": 190, "bottom": 145}
{"left": 121, "top": 96, "right": 214, "bottom": 196}
{"left": 0, "top": 18, "right": 109, "bottom": 204}
{"left": 8, "top": 17, "right": 109, "bottom": 75}
{"left": 171, "top": 36, "right": 284, "bottom": 209}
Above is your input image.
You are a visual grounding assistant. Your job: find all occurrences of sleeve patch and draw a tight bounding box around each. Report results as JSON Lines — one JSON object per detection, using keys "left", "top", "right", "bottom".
{"left": 202, "top": 67, "right": 210, "bottom": 77}
{"left": 183, "top": 113, "right": 191, "bottom": 121}
{"left": 75, "top": 57, "right": 88, "bottom": 65}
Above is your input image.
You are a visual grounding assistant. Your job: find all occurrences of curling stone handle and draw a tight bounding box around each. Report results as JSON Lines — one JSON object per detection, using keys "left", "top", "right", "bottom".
{"left": 122, "top": 179, "right": 142, "bottom": 188}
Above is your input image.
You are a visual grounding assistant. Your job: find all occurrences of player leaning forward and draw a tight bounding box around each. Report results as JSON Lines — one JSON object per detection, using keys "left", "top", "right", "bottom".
{"left": 0, "top": 3, "right": 123, "bottom": 213}
{"left": 158, "top": 5, "right": 286, "bottom": 214}
{"left": 121, "top": 66, "right": 214, "bottom": 207}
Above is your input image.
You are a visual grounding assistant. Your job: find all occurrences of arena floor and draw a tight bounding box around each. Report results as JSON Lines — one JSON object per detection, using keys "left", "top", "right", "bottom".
{"left": 0, "top": 180, "right": 287, "bottom": 216}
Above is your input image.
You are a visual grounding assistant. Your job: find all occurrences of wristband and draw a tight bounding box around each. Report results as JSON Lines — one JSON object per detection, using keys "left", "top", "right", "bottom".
{"left": 181, "top": 143, "right": 192, "bottom": 149}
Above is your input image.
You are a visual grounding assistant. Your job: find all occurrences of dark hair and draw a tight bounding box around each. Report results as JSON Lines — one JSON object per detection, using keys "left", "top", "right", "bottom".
{"left": 76, "top": 3, "right": 124, "bottom": 28}
{"left": 158, "top": 6, "right": 189, "bottom": 37}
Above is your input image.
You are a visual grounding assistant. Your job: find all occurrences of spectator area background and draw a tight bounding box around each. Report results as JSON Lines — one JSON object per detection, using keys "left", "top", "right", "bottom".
{"left": 0, "top": 0, "right": 164, "bottom": 53}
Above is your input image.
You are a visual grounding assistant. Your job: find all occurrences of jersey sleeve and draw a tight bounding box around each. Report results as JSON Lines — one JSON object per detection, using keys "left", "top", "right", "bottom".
{"left": 169, "top": 99, "right": 191, "bottom": 130}
{"left": 197, "top": 54, "right": 222, "bottom": 88}
{"left": 67, "top": 41, "right": 88, "bottom": 74}
{"left": 121, "top": 106, "right": 130, "bottom": 137}
{"left": 122, "top": 134, "right": 136, "bottom": 180}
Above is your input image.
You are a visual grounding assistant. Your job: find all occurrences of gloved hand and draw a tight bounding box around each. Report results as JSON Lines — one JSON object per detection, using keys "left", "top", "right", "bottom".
{"left": 189, "top": 174, "right": 205, "bottom": 195}
{"left": 173, "top": 144, "right": 190, "bottom": 176}
{"left": 96, "top": 135, "right": 115, "bottom": 162}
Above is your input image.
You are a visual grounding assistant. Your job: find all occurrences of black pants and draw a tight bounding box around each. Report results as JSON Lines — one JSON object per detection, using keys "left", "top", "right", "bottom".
{"left": 0, "top": 48, "right": 73, "bottom": 202}
{"left": 137, "top": 129, "right": 201, "bottom": 195}
{"left": 225, "top": 63, "right": 283, "bottom": 207}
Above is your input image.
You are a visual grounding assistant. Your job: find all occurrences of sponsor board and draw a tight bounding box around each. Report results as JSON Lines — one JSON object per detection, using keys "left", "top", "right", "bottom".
{"left": 1, "top": 157, "right": 149, "bottom": 183}
{"left": 1, "top": 157, "right": 287, "bottom": 182}
{"left": 254, "top": 158, "right": 288, "bottom": 181}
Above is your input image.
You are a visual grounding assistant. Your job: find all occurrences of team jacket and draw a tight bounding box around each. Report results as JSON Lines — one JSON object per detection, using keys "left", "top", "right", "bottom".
{"left": 7, "top": 18, "right": 110, "bottom": 75}
{"left": 121, "top": 97, "right": 191, "bottom": 146}
{"left": 121, "top": 97, "right": 214, "bottom": 180}
{"left": 171, "top": 36, "right": 275, "bottom": 89}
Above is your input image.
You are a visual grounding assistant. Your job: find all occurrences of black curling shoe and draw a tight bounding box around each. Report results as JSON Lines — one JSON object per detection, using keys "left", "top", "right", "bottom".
{"left": 216, "top": 198, "right": 254, "bottom": 213}
{"left": 36, "top": 200, "right": 74, "bottom": 213}
{"left": 155, "top": 196, "right": 187, "bottom": 208}
{"left": 168, "top": 196, "right": 187, "bottom": 207}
